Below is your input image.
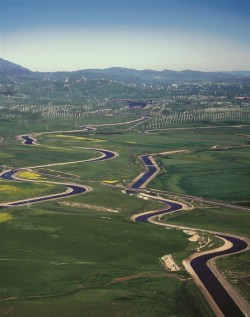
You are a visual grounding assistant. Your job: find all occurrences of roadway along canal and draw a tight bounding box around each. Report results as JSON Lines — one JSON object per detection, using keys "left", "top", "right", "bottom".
{"left": 1, "top": 134, "right": 249, "bottom": 316}
{"left": 0, "top": 170, "right": 88, "bottom": 206}
{"left": 130, "top": 154, "right": 249, "bottom": 317}
{"left": 0, "top": 135, "right": 117, "bottom": 207}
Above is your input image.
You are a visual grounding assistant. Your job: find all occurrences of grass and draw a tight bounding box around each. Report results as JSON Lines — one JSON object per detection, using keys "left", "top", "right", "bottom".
{"left": 64, "top": 184, "right": 163, "bottom": 215}
{"left": 0, "top": 144, "right": 96, "bottom": 168}
{"left": 50, "top": 153, "right": 139, "bottom": 185}
{"left": 0, "top": 181, "right": 65, "bottom": 203}
{"left": 0, "top": 203, "right": 215, "bottom": 317}
{"left": 150, "top": 148, "right": 250, "bottom": 202}
{"left": 102, "top": 180, "right": 119, "bottom": 184}
{"left": 161, "top": 207, "right": 250, "bottom": 237}
{"left": 0, "top": 114, "right": 144, "bottom": 136}
{"left": 0, "top": 279, "right": 215, "bottom": 317}
{"left": 216, "top": 252, "right": 250, "bottom": 302}
{"left": 0, "top": 213, "right": 12, "bottom": 223}
{"left": 1, "top": 119, "right": 249, "bottom": 316}
{"left": 55, "top": 135, "right": 107, "bottom": 142}
{"left": 17, "top": 171, "right": 46, "bottom": 180}
{"left": 161, "top": 206, "right": 250, "bottom": 306}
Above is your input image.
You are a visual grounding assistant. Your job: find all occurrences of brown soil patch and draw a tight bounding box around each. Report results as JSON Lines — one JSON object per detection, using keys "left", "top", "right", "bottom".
{"left": 59, "top": 201, "right": 120, "bottom": 213}
{"left": 0, "top": 306, "right": 14, "bottom": 315}
{"left": 157, "top": 150, "right": 189, "bottom": 156}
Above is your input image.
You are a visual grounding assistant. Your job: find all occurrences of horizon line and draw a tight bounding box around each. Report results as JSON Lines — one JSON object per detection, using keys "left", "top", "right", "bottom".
{"left": 1, "top": 57, "right": 250, "bottom": 74}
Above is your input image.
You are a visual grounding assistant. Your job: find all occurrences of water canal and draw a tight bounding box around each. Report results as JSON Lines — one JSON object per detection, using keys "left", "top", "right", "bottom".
{"left": 1, "top": 134, "right": 249, "bottom": 317}
{"left": 130, "top": 154, "right": 248, "bottom": 317}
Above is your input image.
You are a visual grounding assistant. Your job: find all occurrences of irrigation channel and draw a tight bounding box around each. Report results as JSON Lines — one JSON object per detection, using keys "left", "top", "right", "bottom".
{"left": 0, "top": 135, "right": 117, "bottom": 206}
{"left": 0, "top": 134, "right": 249, "bottom": 317}
{"left": 129, "top": 155, "right": 249, "bottom": 317}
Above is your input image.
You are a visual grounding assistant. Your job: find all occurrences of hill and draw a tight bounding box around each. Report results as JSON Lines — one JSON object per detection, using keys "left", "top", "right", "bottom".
{"left": 0, "top": 58, "right": 250, "bottom": 83}
{"left": 0, "top": 58, "right": 32, "bottom": 77}
{"left": 61, "top": 67, "right": 247, "bottom": 83}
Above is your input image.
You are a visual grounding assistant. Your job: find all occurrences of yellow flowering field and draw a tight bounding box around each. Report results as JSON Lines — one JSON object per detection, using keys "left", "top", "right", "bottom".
{"left": 102, "top": 180, "right": 118, "bottom": 184}
{"left": 0, "top": 213, "right": 12, "bottom": 223}
{"left": 56, "top": 135, "right": 106, "bottom": 142}
{"left": 17, "top": 171, "right": 45, "bottom": 180}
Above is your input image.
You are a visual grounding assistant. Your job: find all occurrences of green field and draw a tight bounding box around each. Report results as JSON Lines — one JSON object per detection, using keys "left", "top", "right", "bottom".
{"left": 151, "top": 149, "right": 250, "bottom": 201}
{"left": 0, "top": 180, "right": 65, "bottom": 203}
{"left": 0, "top": 114, "right": 144, "bottom": 136}
{"left": 161, "top": 207, "right": 250, "bottom": 237}
{"left": 1, "top": 117, "right": 250, "bottom": 316}
{"left": 0, "top": 203, "right": 215, "bottom": 317}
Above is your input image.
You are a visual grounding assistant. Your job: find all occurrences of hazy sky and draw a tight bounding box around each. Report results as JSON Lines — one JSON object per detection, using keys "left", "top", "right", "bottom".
{"left": 0, "top": 0, "right": 249, "bottom": 71}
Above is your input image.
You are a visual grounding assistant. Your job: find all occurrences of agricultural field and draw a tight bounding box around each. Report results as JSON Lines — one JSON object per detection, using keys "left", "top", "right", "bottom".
{"left": 0, "top": 113, "right": 249, "bottom": 317}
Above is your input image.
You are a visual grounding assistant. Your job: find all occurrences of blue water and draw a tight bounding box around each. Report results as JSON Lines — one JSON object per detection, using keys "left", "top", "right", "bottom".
{"left": 0, "top": 170, "right": 19, "bottom": 181}
{"left": 130, "top": 155, "right": 158, "bottom": 189}
{"left": 130, "top": 154, "right": 247, "bottom": 317}
{"left": 21, "top": 135, "right": 34, "bottom": 145}
{"left": 8, "top": 185, "right": 86, "bottom": 206}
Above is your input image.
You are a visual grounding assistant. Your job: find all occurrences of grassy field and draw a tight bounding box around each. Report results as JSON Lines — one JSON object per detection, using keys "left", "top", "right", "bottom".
{"left": 0, "top": 280, "right": 215, "bottom": 317}
{"left": 0, "top": 180, "right": 65, "bottom": 203}
{"left": 216, "top": 251, "right": 250, "bottom": 302}
{"left": 160, "top": 206, "right": 250, "bottom": 302}
{"left": 1, "top": 118, "right": 250, "bottom": 316}
{"left": 0, "top": 143, "right": 97, "bottom": 168}
{"left": 0, "top": 203, "right": 215, "bottom": 317}
{"left": 0, "top": 212, "right": 12, "bottom": 222}
{"left": 17, "top": 171, "right": 46, "bottom": 180}
{"left": 151, "top": 149, "right": 250, "bottom": 201}
{"left": 0, "top": 114, "right": 144, "bottom": 136}
{"left": 64, "top": 184, "right": 162, "bottom": 215}
{"left": 161, "top": 207, "right": 250, "bottom": 237}
{"left": 147, "top": 128, "right": 250, "bottom": 202}
{"left": 0, "top": 207, "right": 187, "bottom": 297}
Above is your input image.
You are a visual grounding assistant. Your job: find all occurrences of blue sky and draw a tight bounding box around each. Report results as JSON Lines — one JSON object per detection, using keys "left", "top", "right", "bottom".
{"left": 0, "top": 0, "right": 249, "bottom": 71}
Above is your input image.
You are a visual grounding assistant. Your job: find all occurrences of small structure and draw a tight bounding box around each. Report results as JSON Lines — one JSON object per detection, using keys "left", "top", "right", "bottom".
{"left": 161, "top": 254, "right": 181, "bottom": 271}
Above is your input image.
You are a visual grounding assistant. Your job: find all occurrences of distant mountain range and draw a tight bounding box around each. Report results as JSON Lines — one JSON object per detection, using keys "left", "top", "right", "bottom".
{"left": 0, "top": 58, "right": 32, "bottom": 77}
{"left": 1, "top": 58, "right": 250, "bottom": 83}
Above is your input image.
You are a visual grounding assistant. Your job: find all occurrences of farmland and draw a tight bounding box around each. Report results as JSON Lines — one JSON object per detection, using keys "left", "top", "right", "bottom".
{"left": 0, "top": 80, "right": 250, "bottom": 316}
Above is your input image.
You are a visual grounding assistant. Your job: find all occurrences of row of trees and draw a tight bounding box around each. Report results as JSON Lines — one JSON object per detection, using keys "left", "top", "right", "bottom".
{"left": 142, "top": 110, "right": 250, "bottom": 130}
{"left": 0, "top": 113, "right": 22, "bottom": 119}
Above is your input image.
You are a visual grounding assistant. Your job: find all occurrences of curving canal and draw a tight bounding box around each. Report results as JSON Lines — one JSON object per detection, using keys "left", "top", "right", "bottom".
{"left": 130, "top": 154, "right": 248, "bottom": 317}
{"left": 191, "top": 234, "right": 248, "bottom": 317}
{"left": 20, "top": 134, "right": 36, "bottom": 145}
{"left": 0, "top": 135, "right": 117, "bottom": 207}
{"left": 20, "top": 135, "right": 116, "bottom": 162}
{"left": 0, "top": 169, "right": 87, "bottom": 207}
{"left": 1, "top": 134, "right": 249, "bottom": 316}
{"left": 130, "top": 155, "right": 158, "bottom": 189}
